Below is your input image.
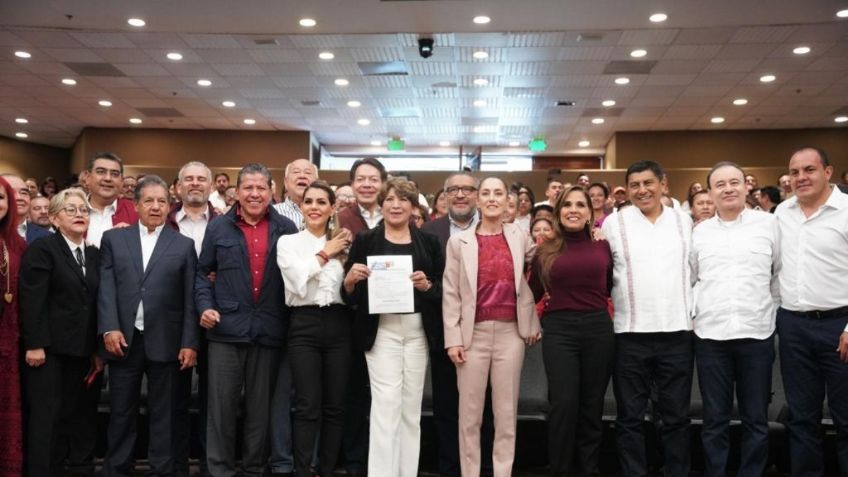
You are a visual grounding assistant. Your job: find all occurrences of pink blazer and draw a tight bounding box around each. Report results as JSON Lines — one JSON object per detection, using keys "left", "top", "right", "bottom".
{"left": 442, "top": 222, "right": 540, "bottom": 350}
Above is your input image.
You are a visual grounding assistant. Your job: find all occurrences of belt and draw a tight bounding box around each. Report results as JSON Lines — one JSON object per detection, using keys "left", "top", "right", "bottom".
{"left": 784, "top": 305, "right": 848, "bottom": 320}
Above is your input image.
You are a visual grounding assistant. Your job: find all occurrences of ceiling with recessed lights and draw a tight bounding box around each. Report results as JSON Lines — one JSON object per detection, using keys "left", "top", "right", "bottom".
{"left": 1, "top": 0, "right": 847, "bottom": 152}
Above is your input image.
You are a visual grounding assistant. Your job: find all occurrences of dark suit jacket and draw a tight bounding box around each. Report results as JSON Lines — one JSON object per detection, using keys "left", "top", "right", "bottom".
{"left": 25, "top": 221, "right": 51, "bottom": 244}
{"left": 98, "top": 223, "right": 199, "bottom": 362}
{"left": 421, "top": 215, "right": 451, "bottom": 253}
{"left": 19, "top": 232, "right": 100, "bottom": 357}
{"left": 342, "top": 223, "right": 444, "bottom": 351}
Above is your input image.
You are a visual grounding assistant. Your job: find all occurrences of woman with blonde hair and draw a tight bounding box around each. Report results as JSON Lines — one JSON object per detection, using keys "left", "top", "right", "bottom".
{"left": 443, "top": 176, "right": 541, "bottom": 477}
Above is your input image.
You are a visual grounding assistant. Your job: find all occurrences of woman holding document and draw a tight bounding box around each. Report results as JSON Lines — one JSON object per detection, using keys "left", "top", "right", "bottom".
{"left": 342, "top": 177, "right": 444, "bottom": 477}
{"left": 442, "top": 176, "right": 541, "bottom": 477}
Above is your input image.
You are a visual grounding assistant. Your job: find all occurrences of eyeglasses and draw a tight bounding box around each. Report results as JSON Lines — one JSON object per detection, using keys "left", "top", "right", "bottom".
{"left": 61, "top": 206, "right": 91, "bottom": 217}
{"left": 445, "top": 186, "right": 477, "bottom": 197}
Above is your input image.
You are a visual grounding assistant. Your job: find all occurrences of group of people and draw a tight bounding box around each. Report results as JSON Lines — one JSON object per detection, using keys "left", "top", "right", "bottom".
{"left": 0, "top": 145, "right": 846, "bottom": 477}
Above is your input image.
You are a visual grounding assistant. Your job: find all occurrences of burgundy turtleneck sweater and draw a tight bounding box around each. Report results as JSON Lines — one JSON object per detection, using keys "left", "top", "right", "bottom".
{"left": 529, "top": 230, "right": 612, "bottom": 315}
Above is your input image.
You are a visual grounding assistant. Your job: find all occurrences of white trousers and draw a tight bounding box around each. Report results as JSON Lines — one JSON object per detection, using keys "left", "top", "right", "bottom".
{"left": 364, "top": 313, "right": 429, "bottom": 477}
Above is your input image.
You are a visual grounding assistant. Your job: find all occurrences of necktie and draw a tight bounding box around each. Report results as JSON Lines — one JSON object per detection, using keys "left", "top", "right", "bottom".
{"left": 74, "top": 247, "right": 86, "bottom": 274}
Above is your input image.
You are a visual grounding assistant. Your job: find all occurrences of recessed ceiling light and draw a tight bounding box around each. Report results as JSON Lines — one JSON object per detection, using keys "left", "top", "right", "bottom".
{"left": 370, "top": 140, "right": 382, "bottom": 146}
{"left": 578, "top": 140, "right": 590, "bottom": 147}
{"left": 614, "top": 77, "right": 630, "bottom": 85}
{"left": 299, "top": 18, "right": 317, "bottom": 27}
{"left": 334, "top": 78, "right": 349, "bottom": 86}
{"left": 15, "top": 118, "right": 27, "bottom": 124}
{"left": 509, "top": 140, "right": 521, "bottom": 147}
{"left": 591, "top": 118, "right": 605, "bottom": 124}
{"left": 222, "top": 100, "right": 236, "bottom": 108}
{"left": 61, "top": 78, "right": 77, "bottom": 85}
{"left": 473, "top": 15, "right": 491, "bottom": 24}
{"left": 473, "top": 99, "right": 486, "bottom": 108}
{"left": 473, "top": 50, "right": 489, "bottom": 59}
{"left": 711, "top": 117, "right": 725, "bottom": 124}
{"left": 792, "top": 46, "right": 811, "bottom": 55}
{"left": 473, "top": 78, "right": 489, "bottom": 86}
{"left": 15, "top": 132, "right": 28, "bottom": 139}
{"left": 835, "top": 116, "right": 848, "bottom": 123}
{"left": 347, "top": 100, "right": 361, "bottom": 108}
{"left": 732, "top": 98, "right": 748, "bottom": 106}
{"left": 439, "top": 141, "right": 451, "bottom": 147}
{"left": 837, "top": 9, "right": 848, "bottom": 18}
{"left": 630, "top": 49, "right": 647, "bottom": 58}
{"left": 166, "top": 52, "right": 183, "bottom": 61}
{"left": 98, "top": 100, "right": 112, "bottom": 107}
{"left": 243, "top": 118, "right": 256, "bottom": 125}
{"left": 649, "top": 13, "right": 668, "bottom": 23}
{"left": 129, "top": 118, "right": 142, "bottom": 124}
{"left": 760, "top": 74, "right": 776, "bottom": 83}
{"left": 14, "top": 51, "right": 31, "bottom": 59}
{"left": 601, "top": 99, "right": 616, "bottom": 107}
{"left": 196, "top": 79, "right": 212, "bottom": 87}
{"left": 318, "top": 51, "right": 335, "bottom": 60}
{"left": 127, "top": 18, "right": 146, "bottom": 27}
{"left": 357, "top": 118, "right": 370, "bottom": 126}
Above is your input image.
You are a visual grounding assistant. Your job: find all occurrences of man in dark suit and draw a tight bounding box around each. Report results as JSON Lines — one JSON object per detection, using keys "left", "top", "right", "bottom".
{"left": 98, "top": 175, "right": 199, "bottom": 477}
{"left": 336, "top": 157, "right": 386, "bottom": 477}
{"left": 422, "top": 171, "right": 495, "bottom": 477}
{"left": 195, "top": 163, "right": 297, "bottom": 477}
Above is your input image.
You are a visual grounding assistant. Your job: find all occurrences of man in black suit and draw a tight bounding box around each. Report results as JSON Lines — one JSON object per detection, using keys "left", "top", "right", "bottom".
{"left": 98, "top": 175, "right": 199, "bottom": 477}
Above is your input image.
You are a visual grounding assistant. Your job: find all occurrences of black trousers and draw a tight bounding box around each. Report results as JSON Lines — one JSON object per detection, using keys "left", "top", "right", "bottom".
{"left": 174, "top": 336, "right": 208, "bottom": 477}
{"left": 104, "top": 332, "right": 181, "bottom": 477}
{"left": 25, "top": 352, "right": 100, "bottom": 477}
{"left": 613, "top": 331, "right": 693, "bottom": 477}
{"left": 542, "top": 310, "right": 615, "bottom": 477}
{"left": 288, "top": 305, "right": 351, "bottom": 477}
{"left": 342, "top": 347, "right": 370, "bottom": 473}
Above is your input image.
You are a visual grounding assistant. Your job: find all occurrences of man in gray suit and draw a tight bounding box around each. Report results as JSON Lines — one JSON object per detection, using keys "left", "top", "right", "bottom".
{"left": 98, "top": 175, "right": 200, "bottom": 476}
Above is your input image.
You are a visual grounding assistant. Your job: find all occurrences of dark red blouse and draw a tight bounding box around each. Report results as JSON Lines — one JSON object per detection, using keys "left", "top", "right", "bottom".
{"left": 475, "top": 233, "right": 517, "bottom": 323}
{"left": 529, "top": 230, "right": 612, "bottom": 315}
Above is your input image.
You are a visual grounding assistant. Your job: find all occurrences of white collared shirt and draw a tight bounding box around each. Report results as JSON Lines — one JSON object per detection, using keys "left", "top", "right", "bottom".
{"left": 602, "top": 205, "right": 694, "bottom": 333}
{"left": 17, "top": 221, "right": 26, "bottom": 239}
{"left": 61, "top": 232, "right": 87, "bottom": 276}
{"left": 359, "top": 204, "right": 383, "bottom": 229}
{"left": 209, "top": 190, "right": 227, "bottom": 212}
{"left": 276, "top": 229, "right": 344, "bottom": 307}
{"left": 775, "top": 186, "right": 848, "bottom": 319}
{"left": 691, "top": 209, "right": 780, "bottom": 340}
{"left": 176, "top": 206, "right": 210, "bottom": 256}
{"left": 87, "top": 199, "right": 118, "bottom": 248}
{"left": 273, "top": 197, "right": 304, "bottom": 231}
{"left": 134, "top": 224, "right": 165, "bottom": 331}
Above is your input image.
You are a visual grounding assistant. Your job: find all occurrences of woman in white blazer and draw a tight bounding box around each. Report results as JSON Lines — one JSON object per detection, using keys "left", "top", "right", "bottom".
{"left": 442, "top": 176, "right": 541, "bottom": 477}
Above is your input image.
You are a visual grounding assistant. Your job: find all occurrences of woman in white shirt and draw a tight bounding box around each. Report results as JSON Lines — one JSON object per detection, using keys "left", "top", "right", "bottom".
{"left": 276, "top": 181, "right": 353, "bottom": 477}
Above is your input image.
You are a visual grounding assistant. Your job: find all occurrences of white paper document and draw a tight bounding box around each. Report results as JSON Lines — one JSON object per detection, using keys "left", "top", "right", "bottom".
{"left": 367, "top": 255, "right": 414, "bottom": 314}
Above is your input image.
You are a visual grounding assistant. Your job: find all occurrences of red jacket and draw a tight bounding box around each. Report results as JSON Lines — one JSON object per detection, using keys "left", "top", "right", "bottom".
{"left": 112, "top": 198, "right": 139, "bottom": 226}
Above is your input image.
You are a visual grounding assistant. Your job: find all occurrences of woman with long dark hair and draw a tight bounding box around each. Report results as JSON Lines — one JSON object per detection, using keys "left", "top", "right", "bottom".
{"left": 443, "top": 176, "right": 541, "bottom": 477}
{"left": 529, "top": 185, "right": 615, "bottom": 477}
{"left": 0, "top": 176, "right": 27, "bottom": 476}
{"left": 277, "top": 181, "right": 353, "bottom": 477}
{"left": 20, "top": 188, "right": 103, "bottom": 476}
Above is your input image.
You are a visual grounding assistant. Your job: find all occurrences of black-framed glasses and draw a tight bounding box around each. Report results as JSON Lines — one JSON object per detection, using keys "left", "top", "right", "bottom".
{"left": 445, "top": 186, "right": 477, "bottom": 197}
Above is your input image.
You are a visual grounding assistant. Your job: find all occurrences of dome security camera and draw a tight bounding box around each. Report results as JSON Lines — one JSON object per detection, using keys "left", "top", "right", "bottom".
{"left": 418, "top": 38, "right": 434, "bottom": 59}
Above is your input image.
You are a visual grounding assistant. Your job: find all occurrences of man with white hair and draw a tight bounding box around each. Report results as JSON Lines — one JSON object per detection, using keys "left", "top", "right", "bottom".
{"left": 273, "top": 158, "right": 318, "bottom": 231}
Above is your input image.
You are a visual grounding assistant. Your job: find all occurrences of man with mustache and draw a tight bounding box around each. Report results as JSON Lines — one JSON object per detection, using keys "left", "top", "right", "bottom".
{"left": 84, "top": 152, "right": 138, "bottom": 247}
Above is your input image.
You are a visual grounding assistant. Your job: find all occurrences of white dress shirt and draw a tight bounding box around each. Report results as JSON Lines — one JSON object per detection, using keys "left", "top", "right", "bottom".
{"left": 602, "top": 205, "right": 694, "bottom": 334}
{"left": 62, "top": 233, "right": 87, "bottom": 276}
{"left": 276, "top": 230, "right": 344, "bottom": 307}
{"left": 209, "top": 190, "right": 227, "bottom": 212}
{"left": 691, "top": 209, "right": 780, "bottom": 340}
{"left": 273, "top": 197, "right": 304, "bottom": 230}
{"left": 134, "top": 224, "right": 165, "bottom": 331}
{"left": 360, "top": 204, "right": 383, "bottom": 229}
{"left": 775, "top": 186, "right": 848, "bottom": 319}
{"left": 176, "top": 206, "right": 210, "bottom": 256}
{"left": 87, "top": 199, "right": 117, "bottom": 248}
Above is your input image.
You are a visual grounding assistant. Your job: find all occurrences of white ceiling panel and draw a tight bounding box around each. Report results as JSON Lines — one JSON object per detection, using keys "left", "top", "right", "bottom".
{"left": 730, "top": 26, "right": 797, "bottom": 44}
{"left": 248, "top": 49, "right": 304, "bottom": 63}
{"left": 181, "top": 34, "right": 242, "bottom": 49}
{"left": 618, "top": 29, "right": 680, "bottom": 46}
{"left": 716, "top": 43, "right": 779, "bottom": 59}
{"left": 70, "top": 32, "right": 135, "bottom": 49}
{"left": 663, "top": 45, "right": 722, "bottom": 60}
{"left": 41, "top": 48, "right": 105, "bottom": 62}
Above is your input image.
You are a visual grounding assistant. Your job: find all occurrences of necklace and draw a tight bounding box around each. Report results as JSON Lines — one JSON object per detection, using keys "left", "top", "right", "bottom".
{"left": 1, "top": 242, "right": 11, "bottom": 304}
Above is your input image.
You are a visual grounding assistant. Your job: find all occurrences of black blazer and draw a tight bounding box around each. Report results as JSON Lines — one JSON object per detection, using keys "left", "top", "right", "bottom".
{"left": 98, "top": 224, "right": 199, "bottom": 362}
{"left": 19, "top": 232, "right": 100, "bottom": 357}
{"left": 421, "top": 215, "right": 450, "bottom": 254}
{"left": 342, "top": 223, "right": 445, "bottom": 351}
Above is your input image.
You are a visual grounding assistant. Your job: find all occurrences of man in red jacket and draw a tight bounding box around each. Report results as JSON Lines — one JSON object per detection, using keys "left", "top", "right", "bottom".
{"left": 85, "top": 152, "right": 138, "bottom": 247}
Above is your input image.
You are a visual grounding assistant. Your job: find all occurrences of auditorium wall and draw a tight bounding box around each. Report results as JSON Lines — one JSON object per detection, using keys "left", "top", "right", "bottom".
{"left": 0, "top": 135, "right": 71, "bottom": 184}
